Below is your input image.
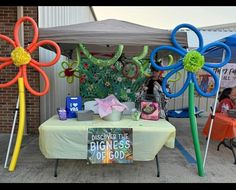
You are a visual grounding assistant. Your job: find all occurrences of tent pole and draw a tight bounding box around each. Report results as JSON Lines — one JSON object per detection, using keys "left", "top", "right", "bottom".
{"left": 4, "top": 96, "right": 19, "bottom": 168}
{"left": 203, "top": 49, "right": 226, "bottom": 168}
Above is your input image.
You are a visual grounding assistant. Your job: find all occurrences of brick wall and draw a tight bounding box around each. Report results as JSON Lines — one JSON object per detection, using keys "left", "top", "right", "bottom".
{"left": 0, "top": 6, "right": 40, "bottom": 134}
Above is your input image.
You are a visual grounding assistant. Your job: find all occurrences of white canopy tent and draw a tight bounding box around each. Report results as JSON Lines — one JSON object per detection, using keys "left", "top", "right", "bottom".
{"left": 37, "top": 19, "right": 189, "bottom": 121}
{"left": 37, "top": 19, "right": 188, "bottom": 125}
{"left": 39, "top": 19, "right": 188, "bottom": 57}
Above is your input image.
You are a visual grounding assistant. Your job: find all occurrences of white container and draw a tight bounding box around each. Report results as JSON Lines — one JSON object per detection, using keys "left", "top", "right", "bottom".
{"left": 102, "top": 108, "right": 123, "bottom": 121}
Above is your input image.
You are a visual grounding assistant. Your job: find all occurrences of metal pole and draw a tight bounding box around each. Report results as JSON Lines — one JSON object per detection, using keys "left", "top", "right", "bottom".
{"left": 4, "top": 96, "right": 19, "bottom": 168}
{"left": 203, "top": 49, "right": 226, "bottom": 168}
{"left": 17, "top": 6, "right": 27, "bottom": 135}
{"left": 155, "top": 154, "right": 160, "bottom": 177}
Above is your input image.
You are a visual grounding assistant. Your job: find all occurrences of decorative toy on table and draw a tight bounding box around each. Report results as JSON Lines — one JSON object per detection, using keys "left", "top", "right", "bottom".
{"left": 95, "top": 94, "right": 128, "bottom": 121}
{"left": 141, "top": 101, "right": 160, "bottom": 121}
{"left": 131, "top": 108, "right": 141, "bottom": 121}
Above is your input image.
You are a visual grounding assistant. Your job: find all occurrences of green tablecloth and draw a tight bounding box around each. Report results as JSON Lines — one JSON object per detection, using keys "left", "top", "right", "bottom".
{"left": 39, "top": 115, "right": 176, "bottom": 161}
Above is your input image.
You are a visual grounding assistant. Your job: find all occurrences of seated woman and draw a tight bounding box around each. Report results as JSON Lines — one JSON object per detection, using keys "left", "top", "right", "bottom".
{"left": 216, "top": 87, "right": 236, "bottom": 113}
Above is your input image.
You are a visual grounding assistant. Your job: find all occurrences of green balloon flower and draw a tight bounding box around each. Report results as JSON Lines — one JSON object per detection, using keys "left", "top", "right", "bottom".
{"left": 183, "top": 50, "right": 205, "bottom": 73}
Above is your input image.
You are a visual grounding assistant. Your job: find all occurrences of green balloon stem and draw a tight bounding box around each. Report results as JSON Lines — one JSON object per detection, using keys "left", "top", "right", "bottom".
{"left": 189, "top": 82, "right": 204, "bottom": 177}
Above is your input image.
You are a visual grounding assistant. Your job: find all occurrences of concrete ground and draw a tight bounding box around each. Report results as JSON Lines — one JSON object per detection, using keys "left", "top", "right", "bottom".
{"left": 0, "top": 116, "right": 236, "bottom": 183}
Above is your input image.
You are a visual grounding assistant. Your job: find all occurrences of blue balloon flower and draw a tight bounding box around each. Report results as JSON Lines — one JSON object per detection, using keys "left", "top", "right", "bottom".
{"left": 150, "top": 24, "right": 231, "bottom": 98}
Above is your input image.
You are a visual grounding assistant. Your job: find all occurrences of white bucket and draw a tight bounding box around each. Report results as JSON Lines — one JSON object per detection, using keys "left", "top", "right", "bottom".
{"left": 102, "top": 108, "right": 123, "bottom": 121}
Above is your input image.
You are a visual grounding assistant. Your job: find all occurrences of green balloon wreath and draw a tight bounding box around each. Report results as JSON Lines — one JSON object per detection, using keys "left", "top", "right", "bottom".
{"left": 132, "top": 45, "right": 151, "bottom": 77}
{"left": 58, "top": 60, "right": 80, "bottom": 84}
{"left": 79, "top": 43, "right": 124, "bottom": 67}
{"left": 122, "top": 62, "right": 140, "bottom": 79}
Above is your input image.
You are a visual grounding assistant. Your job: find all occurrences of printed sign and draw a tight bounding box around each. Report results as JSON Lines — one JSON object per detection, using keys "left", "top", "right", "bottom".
{"left": 196, "top": 72, "right": 215, "bottom": 95}
{"left": 196, "top": 64, "right": 236, "bottom": 95}
{"left": 213, "top": 64, "right": 236, "bottom": 88}
{"left": 87, "top": 128, "right": 133, "bottom": 164}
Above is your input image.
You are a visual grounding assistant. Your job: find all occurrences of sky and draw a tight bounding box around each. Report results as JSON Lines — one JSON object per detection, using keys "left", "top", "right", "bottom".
{"left": 93, "top": 6, "right": 236, "bottom": 29}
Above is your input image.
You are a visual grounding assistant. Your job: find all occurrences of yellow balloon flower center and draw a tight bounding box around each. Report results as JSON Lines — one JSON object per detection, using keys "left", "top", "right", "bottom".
{"left": 11, "top": 47, "right": 31, "bottom": 67}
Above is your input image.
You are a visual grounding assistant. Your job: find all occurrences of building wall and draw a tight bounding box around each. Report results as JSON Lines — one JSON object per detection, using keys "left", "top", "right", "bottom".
{"left": 0, "top": 6, "right": 40, "bottom": 133}
{"left": 38, "top": 6, "right": 96, "bottom": 123}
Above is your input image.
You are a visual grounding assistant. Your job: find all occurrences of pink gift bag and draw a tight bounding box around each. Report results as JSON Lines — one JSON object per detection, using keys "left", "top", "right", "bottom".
{"left": 141, "top": 101, "right": 160, "bottom": 121}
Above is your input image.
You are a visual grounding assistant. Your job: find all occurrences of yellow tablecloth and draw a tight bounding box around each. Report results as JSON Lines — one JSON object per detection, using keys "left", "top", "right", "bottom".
{"left": 39, "top": 115, "right": 176, "bottom": 161}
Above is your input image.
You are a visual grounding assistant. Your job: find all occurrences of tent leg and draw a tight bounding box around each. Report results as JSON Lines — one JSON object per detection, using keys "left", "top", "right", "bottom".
{"left": 217, "top": 139, "right": 226, "bottom": 151}
{"left": 217, "top": 139, "right": 236, "bottom": 164}
{"left": 54, "top": 159, "right": 59, "bottom": 177}
{"left": 165, "top": 115, "right": 169, "bottom": 122}
{"left": 229, "top": 139, "right": 236, "bottom": 164}
{"left": 155, "top": 154, "right": 160, "bottom": 177}
{"left": 233, "top": 139, "right": 236, "bottom": 147}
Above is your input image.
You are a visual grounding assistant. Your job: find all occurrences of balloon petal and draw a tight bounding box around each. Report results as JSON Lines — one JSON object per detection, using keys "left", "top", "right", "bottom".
{"left": 0, "top": 34, "right": 16, "bottom": 62}
{"left": 73, "top": 70, "right": 81, "bottom": 78}
{"left": 70, "top": 61, "right": 79, "bottom": 71}
{"left": 162, "top": 65, "right": 191, "bottom": 98}
{"left": 61, "top": 61, "right": 69, "bottom": 70}
{"left": 58, "top": 70, "right": 66, "bottom": 78}
{"left": 14, "top": 16, "right": 38, "bottom": 48}
{"left": 150, "top": 46, "right": 185, "bottom": 71}
{"left": 66, "top": 76, "right": 74, "bottom": 84}
{"left": 200, "top": 41, "right": 231, "bottom": 68}
{"left": 192, "top": 66, "right": 219, "bottom": 97}
{"left": 29, "top": 40, "right": 61, "bottom": 67}
{"left": 23, "top": 63, "right": 49, "bottom": 96}
{"left": 171, "top": 23, "right": 203, "bottom": 52}
{"left": 0, "top": 61, "right": 21, "bottom": 88}
{"left": 168, "top": 70, "right": 182, "bottom": 82}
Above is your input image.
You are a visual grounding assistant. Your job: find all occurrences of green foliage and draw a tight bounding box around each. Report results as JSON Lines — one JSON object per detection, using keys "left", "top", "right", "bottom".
{"left": 79, "top": 57, "right": 147, "bottom": 103}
